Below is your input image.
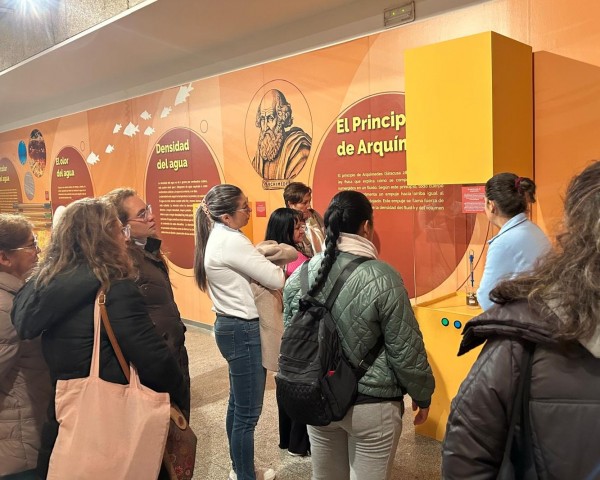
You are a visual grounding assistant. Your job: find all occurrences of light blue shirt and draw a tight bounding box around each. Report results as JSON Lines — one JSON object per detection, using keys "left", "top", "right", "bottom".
{"left": 477, "top": 213, "right": 550, "bottom": 310}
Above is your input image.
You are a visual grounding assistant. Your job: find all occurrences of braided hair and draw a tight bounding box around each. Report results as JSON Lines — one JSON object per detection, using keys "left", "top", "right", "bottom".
{"left": 307, "top": 190, "right": 373, "bottom": 296}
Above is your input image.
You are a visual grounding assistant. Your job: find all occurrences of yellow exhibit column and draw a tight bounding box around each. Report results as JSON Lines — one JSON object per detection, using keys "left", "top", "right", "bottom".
{"left": 405, "top": 31, "right": 533, "bottom": 185}
{"left": 412, "top": 295, "right": 482, "bottom": 440}
{"left": 403, "top": 32, "right": 534, "bottom": 441}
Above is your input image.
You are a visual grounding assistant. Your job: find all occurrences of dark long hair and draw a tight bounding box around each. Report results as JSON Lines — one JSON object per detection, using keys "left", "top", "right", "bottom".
{"left": 486, "top": 172, "right": 536, "bottom": 217}
{"left": 193, "top": 184, "right": 243, "bottom": 291}
{"left": 491, "top": 160, "right": 600, "bottom": 341}
{"left": 307, "top": 190, "right": 373, "bottom": 296}
{"left": 265, "top": 208, "right": 303, "bottom": 248}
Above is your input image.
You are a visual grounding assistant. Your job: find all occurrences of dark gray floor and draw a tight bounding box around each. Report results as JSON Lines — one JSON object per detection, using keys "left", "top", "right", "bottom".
{"left": 186, "top": 324, "right": 442, "bottom": 479}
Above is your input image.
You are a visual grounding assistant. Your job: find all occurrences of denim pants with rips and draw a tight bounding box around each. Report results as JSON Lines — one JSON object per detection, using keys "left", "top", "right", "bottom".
{"left": 214, "top": 316, "right": 266, "bottom": 480}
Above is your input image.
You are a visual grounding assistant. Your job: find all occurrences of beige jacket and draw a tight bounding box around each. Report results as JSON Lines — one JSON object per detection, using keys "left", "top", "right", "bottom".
{"left": 0, "top": 272, "right": 52, "bottom": 475}
{"left": 252, "top": 241, "right": 298, "bottom": 371}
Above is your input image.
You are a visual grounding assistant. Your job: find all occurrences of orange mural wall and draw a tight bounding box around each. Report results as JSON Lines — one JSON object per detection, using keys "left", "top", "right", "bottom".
{"left": 1, "top": 0, "right": 599, "bottom": 329}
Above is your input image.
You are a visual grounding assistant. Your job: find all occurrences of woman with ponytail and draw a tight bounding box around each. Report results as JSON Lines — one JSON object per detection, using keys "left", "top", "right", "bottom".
{"left": 193, "top": 184, "right": 283, "bottom": 480}
{"left": 443, "top": 162, "right": 600, "bottom": 479}
{"left": 477, "top": 173, "right": 551, "bottom": 310}
{"left": 282, "top": 190, "right": 434, "bottom": 480}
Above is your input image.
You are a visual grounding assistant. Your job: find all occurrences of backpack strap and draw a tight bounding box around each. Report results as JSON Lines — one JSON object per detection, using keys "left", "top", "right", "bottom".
{"left": 322, "top": 257, "right": 383, "bottom": 378}
{"left": 323, "top": 257, "right": 370, "bottom": 310}
{"left": 355, "top": 335, "right": 385, "bottom": 377}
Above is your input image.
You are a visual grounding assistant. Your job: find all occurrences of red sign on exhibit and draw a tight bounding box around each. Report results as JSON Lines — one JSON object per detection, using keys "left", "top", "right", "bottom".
{"left": 255, "top": 201, "right": 267, "bottom": 217}
{"left": 461, "top": 186, "right": 486, "bottom": 213}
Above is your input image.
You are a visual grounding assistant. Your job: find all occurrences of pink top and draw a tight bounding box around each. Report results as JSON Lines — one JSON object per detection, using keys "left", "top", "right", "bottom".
{"left": 285, "top": 251, "right": 310, "bottom": 278}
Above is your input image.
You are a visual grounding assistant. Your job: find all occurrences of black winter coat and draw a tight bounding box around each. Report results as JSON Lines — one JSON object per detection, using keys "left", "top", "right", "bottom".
{"left": 131, "top": 238, "right": 190, "bottom": 418}
{"left": 442, "top": 301, "right": 600, "bottom": 480}
{"left": 11, "top": 265, "right": 186, "bottom": 479}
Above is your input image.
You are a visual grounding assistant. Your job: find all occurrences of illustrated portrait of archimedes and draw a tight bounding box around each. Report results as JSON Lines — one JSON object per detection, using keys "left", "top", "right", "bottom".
{"left": 251, "top": 89, "right": 311, "bottom": 189}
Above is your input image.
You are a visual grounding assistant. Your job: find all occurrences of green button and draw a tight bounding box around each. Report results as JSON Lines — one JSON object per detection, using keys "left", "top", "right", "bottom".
{"left": 441, "top": 317, "right": 449, "bottom": 327}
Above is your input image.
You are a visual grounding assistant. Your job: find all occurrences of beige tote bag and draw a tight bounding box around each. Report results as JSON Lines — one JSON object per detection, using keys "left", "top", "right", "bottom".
{"left": 47, "top": 290, "right": 171, "bottom": 480}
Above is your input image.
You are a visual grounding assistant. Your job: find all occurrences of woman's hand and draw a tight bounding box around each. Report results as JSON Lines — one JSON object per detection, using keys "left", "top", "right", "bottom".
{"left": 412, "top": 400, "right": 430, "bottom": 425}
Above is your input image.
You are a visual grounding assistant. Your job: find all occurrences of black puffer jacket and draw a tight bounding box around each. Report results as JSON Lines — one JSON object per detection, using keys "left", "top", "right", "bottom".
{"left": 131, "top": 238, "right": 190, "bottom": 418}
{"left": 442, "top": 301, "right": 600, "bottom": 480}
{"left": 11, "top": 265, "right": 186, "bottom": 479}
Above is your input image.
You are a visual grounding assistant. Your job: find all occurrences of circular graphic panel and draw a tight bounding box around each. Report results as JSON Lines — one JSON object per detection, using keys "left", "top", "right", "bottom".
{"left": 146, "top": 128, "right": 222, "bottom": 270}
{"left": 245, "top": 80, "right": 313, "bottom": 190}
{"left": 0, "top": 158, "right": 23, "bottom": 213}
{"left": 24, "top": 171, "right": 35, "bottom": 200}
{"left": 28, "top": 129, "right": 47, "bottom": 177}
{"left": 18, "top": 141, "right": 27, "bottom": 165}
{"left": 50, "top": 147, "right": 94, "bottom": 208}
{"left": 311, "top": 93, "right": 475, "bottom": 298}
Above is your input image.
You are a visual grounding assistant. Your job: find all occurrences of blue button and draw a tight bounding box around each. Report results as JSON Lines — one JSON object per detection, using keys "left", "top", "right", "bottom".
{"left": 453, "top": 320, "right": 462, "bottom": 329}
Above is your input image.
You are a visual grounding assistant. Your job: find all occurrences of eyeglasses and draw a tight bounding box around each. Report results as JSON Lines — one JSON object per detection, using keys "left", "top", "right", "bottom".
{"left": 121, "top": 224, "right": 131, "bottom": 239}
{"left": 10, "top": 235, "right": 39, "bottom": 252}
{"left": 128, "top": 204, "right": 152, "bottom": 222}
{"left": 236, "top": 206, "right": 252, "bottom": 213}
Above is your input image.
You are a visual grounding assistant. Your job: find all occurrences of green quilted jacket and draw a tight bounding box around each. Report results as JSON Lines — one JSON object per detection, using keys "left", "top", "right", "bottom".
{"left": 283, "top": 251, "right": 434, "bottom": 407}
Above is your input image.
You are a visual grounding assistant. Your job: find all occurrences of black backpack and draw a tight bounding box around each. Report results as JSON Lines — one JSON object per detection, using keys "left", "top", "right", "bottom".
{"left": 276, "top": 256, "right": 384, "bottom": 426}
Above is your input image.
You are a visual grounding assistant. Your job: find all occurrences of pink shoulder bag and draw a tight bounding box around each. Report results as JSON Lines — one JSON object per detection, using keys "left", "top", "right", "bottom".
{"left": 47, "top": 290, "right": 171, "bottom": 480}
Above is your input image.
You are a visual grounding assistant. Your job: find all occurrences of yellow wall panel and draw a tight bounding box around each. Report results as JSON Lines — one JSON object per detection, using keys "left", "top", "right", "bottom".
{"left": 405, "top": 32, "right": 532, "bottom": 185}
{"left": 413, "top": 294, "right": 483, "bottom": 440}
{"left": 491, "top": 33, "right": 533, "bottom": 179}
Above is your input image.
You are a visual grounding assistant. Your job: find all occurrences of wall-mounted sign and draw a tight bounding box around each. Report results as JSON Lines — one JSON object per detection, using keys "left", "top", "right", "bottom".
{"left": 255, "top": 201, "right": 267, "bottom": 217}
{"left": 145, "top": 127, "right": 221, "bottom": 270}
{"left": 50, "top": 146, "right": 94, "bottom": 209}
{"left": 461, "top": 186, "right": 486, "bottom": 213}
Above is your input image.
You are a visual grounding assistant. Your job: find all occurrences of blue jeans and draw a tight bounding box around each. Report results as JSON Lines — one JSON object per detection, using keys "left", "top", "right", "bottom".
{"left": 214, "top": 316, "right": 266, "bottom": 480}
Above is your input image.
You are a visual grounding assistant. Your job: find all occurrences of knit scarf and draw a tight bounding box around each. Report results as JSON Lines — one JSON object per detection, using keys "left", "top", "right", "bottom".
{"left": 337, "top": 233, "right": 378, "bottom": 259}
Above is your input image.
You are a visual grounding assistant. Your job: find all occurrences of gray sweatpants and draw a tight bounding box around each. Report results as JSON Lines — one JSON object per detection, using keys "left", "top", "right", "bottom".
{"left": 307, "top": 401, "right": 403, "bottom": 480}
